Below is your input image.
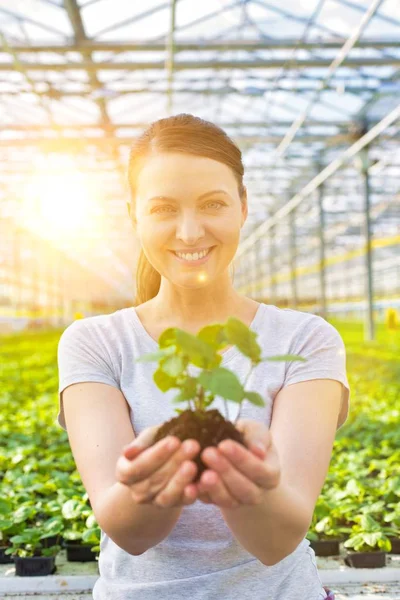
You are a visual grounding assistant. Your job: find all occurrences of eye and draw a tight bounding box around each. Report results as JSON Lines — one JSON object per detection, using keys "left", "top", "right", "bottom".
{"left": 204, "top": 201, "right": 225, "bottom": 209}
{"left": 151, "top": 206, "right": 175, "bottom": 214}
{"left": 151, "top": 201, "right": 225, "bottom": 214}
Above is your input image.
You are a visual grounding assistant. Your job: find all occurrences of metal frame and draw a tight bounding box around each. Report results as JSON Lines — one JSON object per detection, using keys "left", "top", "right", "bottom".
{"left": 0, "top": 0, "right": 399, "bottom": 335}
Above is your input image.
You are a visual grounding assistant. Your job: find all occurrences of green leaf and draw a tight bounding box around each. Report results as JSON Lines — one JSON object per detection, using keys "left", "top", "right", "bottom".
{"left": 243, "top": 390, "right": 265, "bottom": 407}
{"left": 171, "top": 377, "right": 198, "bottom": 403}
{"left": 158, "top": 328, "right": 178, "bottom": 348}
{"left": 198, "top": 367, "right": 244, "bottom": 403}
{"left": 153, "top": 368, "right": 177, "bottom": 392}
{"left": 135, "top": 347, "right": 175, "bottom": 363}
{"left": 223, "top": 317, "right": 261, "bottom": 362}
{"left": 161, "top": 355, "right": 185, "bottom": 378}
{"left": 363, "top": 532, "right": 381, "bottom": 547}
{"left": 175, "top": 329, "right": 219, "bottom": 368}
{"left": 197, "top": 324, "right": 227, "bottom": 350}
{"left": 262, "top": 354, "right": 307, "bottom": 362}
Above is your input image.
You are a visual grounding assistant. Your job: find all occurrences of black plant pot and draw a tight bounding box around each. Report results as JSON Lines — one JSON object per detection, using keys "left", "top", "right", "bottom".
{"left": 344, "top": 551, "right": 386, "bottom": 568}
{"left": 309, "top": 538, "right": 343, "bottom": 556}
{"left": 41, "top": 535, "right": 62, "bottom": 549}
{"left": 388, "top": 537, "right": 400, "bottom": 554}
{"left": 0, "top": 545, "right": 13, "bottom": 564}
{"left": 65, "top": 540, "right": 97, "bottom": 562}
{"left": 13, "top": 555, "right": 57, "bottom": 576}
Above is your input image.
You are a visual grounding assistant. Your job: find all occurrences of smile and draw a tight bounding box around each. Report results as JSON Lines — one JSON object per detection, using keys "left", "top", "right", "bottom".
{"left": 170, "top": 246, "right": 215, "bottom": 265}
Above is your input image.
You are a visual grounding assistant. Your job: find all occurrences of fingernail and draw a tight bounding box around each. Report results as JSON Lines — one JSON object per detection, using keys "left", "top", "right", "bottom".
{"left": 254, "top": 442, "right": 266, "bottom": 456}
{"left": 123, "top": 443, "right": 143, "bottom": 454}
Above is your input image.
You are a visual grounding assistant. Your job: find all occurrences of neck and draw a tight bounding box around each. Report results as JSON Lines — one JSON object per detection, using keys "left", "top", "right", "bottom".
{"left": 148, "top": 277, "right": 246, "bottom": 327}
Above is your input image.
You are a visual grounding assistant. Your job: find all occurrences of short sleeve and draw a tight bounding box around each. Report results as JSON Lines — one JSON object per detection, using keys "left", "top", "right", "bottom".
{"left": 57, "top": 319, "right": 120, "bottom": 432}
{"left": 284, "top": 317, "right": 350, "bottom": 430}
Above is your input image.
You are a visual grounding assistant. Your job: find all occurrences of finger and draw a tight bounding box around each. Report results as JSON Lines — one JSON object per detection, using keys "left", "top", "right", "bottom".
{"left": 117, "top": 435, "right": 180, "bottom": 485}
{"left": 154, "top": 460, "right": 199, "bottom": 508}
{"left": 202, "top": 447, "right": 262, "bottom": 505}
{"left": 217, "top": 441, "right": 271, "bottom": 488}
{"left": 149, "top": 438, "right": 200, "bottom": 491}
{"left": 199, "top": 470, "right": 240, "bottom": 509}
{"left": 197, "top": 489, "right": 213, "bottom": 504}
{"left": 123, "top": 425, "right": 160, "bottom": 458}
{"left": 182, "top": 483, "right": 199, "bottom": 505}
{"left": 235, "top": 420, "right": 273, "bottom": 452}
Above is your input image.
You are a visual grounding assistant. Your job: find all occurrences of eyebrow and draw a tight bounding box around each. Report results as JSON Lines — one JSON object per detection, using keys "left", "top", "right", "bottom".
{"left": 147, "top": 190, "right": 230, "bottom": 203}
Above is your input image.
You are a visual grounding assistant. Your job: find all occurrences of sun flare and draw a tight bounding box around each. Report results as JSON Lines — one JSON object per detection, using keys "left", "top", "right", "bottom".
{"left": 21, "top": 172, "right": 98, "bottom": 244}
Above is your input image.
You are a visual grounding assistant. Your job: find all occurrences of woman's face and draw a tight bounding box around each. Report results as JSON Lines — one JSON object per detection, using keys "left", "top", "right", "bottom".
{"left": 134, "top": 151, "right": 247, "bottom": 289}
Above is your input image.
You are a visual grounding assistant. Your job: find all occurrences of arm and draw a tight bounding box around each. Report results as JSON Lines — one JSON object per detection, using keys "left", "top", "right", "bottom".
{"left": 220, "top": 480, "right": 310, "bottom": 565}
{"left": 220, "top": 379, "right": 343, "bottom": 565}
{"left": 96, "top": 482, "right": 182, "bottom": 555}
{"left": 61, "top": 381, "right": 183, "bottom": 556}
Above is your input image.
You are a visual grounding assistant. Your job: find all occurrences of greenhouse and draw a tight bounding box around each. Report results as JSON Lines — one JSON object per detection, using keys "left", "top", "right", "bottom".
{"left": 0, "top": 1, "right": 399, "bottom": 599}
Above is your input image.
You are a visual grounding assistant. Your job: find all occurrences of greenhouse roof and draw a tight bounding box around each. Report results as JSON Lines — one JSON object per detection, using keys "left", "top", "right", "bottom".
{"left": 0, "top": 0, "right": 399, "bottom": 301}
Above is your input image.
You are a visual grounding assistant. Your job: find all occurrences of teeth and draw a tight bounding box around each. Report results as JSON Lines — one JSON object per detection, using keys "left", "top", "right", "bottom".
{"left": 175, "top": 248, "right": 211, "bottom": 261}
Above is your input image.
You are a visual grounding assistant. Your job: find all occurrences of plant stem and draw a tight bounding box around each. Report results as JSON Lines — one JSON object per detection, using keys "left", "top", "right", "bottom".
{"left": 224, "top": 398, "right": 229, "bottom": 421}
{"left": 234, "top": 362, "right": 255, "bottom": 425}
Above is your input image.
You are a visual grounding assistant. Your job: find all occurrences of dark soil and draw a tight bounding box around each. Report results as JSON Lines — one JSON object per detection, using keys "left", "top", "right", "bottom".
{"left": 153, "top": 408, "right": 246, "bottom": 482}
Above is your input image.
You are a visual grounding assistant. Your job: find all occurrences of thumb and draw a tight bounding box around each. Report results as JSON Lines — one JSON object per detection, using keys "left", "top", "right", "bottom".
{"left": 123, "top": 424, "right": 160, "bottom": 458}
{"left": 236, "top": 419, "right": 272, "bottom": 456}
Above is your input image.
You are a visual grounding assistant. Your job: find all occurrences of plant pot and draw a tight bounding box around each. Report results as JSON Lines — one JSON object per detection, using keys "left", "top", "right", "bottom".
{"left": 65, "top": 540, "right": 97, "bottom": 562}
{"left": 0, "top": 546, "right": 14, "bottom": 564}
{"left": 309, "top": 538, "right": 343, "bottom": 556}
{"left": 41, "top": 535, "right": 61, "bottom": 549}
{"left": 344, "top": 551, "right": 386, "bottom": 568}
{"left": 388, "top": 537, "right": 400, "bottom": 554}
{"left": 13, "top": 555, "right": 57, "bottom": 576}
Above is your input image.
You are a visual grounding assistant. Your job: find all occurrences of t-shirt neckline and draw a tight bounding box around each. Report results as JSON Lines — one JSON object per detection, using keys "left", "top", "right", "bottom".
{"left": 128, "top": 302, "right": 266, "bottom": 364}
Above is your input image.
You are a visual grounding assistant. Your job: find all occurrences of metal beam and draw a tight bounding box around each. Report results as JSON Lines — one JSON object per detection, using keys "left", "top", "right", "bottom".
{"left": 63, "top": 0, "right": 126, "bottom": 186}
{"left": 0, "top": 120, "right": 379, "bottom": 130}
{"left": 0, "top": 133, "right": 361, "bottom": 147}
{"left": 4, "top": 39, "right": 400, "bottom": 53}
{"left": 1, "top": 85, "right": 393, "bottom": 98}
{"left": 0, "top": 58, "right": 398, "bottom": 71}
{"left": 166, "top": 0, "right": 177, "bottom": 115}
{"left": 275, "top": 0, "right": 385, "bottom": 157}
{"left": 234, "top": 102, "right": 400, "bottom": 260}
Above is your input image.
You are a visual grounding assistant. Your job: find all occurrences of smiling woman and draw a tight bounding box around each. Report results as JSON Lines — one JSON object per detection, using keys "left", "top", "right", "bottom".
{"left": 127, "top": 114, "right": 248, "bottom": 313}
{"left": 57, "top": 113, "right": 348, "bottom": 600}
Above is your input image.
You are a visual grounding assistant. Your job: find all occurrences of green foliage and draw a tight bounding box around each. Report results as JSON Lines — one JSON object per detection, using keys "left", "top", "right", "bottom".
{"left": 135, "top": 316, "right": 306, "bottom": 418}
{"left": 0, "top": 319, "right": 399, "bottom": 559}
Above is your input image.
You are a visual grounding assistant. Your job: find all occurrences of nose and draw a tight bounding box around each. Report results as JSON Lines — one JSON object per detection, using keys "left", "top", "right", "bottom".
{"left": 176, "top": 211, "right": 205, "bottom": 245}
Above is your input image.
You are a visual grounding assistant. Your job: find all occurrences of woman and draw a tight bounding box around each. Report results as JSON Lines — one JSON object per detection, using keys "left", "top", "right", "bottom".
{"left": 57, "top": 114, "right": 348, "bottom": 599}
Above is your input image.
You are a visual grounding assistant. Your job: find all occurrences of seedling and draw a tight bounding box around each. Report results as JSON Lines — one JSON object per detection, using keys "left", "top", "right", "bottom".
{"left": 136, "top": 316, "right": 306, "bottom": 481}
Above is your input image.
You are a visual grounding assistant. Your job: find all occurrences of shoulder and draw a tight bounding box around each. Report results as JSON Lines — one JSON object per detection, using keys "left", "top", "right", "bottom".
{"left": 260, "top": 304, "right": 320, "bottom": 333}
{"left": 259, "top": 305, "right": 344, "bottom": 350}
{"left": 59, "top": 308, "right": 130, "bottom": 347}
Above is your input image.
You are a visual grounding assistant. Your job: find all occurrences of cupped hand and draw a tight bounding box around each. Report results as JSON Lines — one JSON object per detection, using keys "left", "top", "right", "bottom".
{"left": 116, "top": 425, "right": 202, "bottom": 508}
{"left": 195, "top": 419, "right": 281, "bottom": 509}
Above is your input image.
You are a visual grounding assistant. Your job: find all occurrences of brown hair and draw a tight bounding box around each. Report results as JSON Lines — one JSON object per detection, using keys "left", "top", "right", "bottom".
{"left": 128, "top": 113, "right": 246, "bottom": 306}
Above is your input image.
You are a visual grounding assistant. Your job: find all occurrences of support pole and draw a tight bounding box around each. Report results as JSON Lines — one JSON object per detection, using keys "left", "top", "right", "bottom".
{"left": 289, "top": 207, "right": 298, "bottom": 309}
{"left": 317, "top": 181, "right": 327, "bottom": 320}
{"left": 360, "top": 144, "right": 375, "bottom": 341}
{"left": 270, "top": 223, "right": 276, "bottom": 305}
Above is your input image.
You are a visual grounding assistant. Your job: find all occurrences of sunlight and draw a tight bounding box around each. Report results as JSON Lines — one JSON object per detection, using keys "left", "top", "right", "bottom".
{"left": 21, "top": 172, "right": 98, "bottom": 247}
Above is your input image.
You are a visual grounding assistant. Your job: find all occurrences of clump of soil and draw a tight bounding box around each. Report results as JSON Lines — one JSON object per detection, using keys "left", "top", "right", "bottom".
{"left": 153, "top": 409, "right": 246, "bottom": 482}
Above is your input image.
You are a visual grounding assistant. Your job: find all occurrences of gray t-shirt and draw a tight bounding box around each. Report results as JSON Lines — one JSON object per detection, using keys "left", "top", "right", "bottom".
{"left": 57, "top": 303, "right": 350, "bottom": 600}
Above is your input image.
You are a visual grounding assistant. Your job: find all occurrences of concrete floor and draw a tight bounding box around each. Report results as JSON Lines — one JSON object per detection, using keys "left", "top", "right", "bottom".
{"left": 1, "top": 550, "right": 399, "bottom": 599}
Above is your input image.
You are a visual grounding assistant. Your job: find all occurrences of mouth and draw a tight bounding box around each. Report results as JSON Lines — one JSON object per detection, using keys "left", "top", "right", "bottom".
{"left": 169, "top": 246, "right": 216, "bottom": 265}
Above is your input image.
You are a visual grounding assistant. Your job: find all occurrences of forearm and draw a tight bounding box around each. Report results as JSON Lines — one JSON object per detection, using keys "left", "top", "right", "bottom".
{"left": 220, "top": 480, "right": 311, "bottom": 566}
{"left": 96, "top": 482, "right": 183, "bottom": 555}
